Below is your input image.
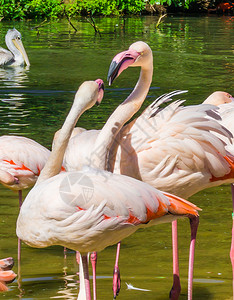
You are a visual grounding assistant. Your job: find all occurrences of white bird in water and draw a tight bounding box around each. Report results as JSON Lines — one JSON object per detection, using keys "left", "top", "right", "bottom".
{"left": 16, "top": 79, "right": 200, "bottom": 300}
{"left": 0, "top": 28, "right": 30, "bottom": 67}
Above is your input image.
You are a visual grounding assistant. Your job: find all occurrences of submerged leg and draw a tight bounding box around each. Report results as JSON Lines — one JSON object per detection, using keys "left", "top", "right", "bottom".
{"left": 230, "top": 184, "right": 234, "bottom": 298}
{"left": 170, "top": 220, "right": 181, "bottom": 300}
{"left": 113, "top": 242, "right": 121, "bottom": 299}
{"left": 90, "top": 252, "right": 97, "bottom": 300}
{"left": 188, "top": 215, "right": 199, "bottom": 300}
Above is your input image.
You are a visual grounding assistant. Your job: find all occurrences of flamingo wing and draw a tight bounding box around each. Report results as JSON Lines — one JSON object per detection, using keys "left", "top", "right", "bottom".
{"left": 114, "top": 97, "right": 234, "bottom": 197}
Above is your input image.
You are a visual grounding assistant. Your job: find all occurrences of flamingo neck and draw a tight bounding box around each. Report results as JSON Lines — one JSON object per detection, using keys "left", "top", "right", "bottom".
{"left": 92, "top": 58, "right": 153, "bottom": 170}
{"left": 37, "top": 100, "right": 86, "bottom": 184}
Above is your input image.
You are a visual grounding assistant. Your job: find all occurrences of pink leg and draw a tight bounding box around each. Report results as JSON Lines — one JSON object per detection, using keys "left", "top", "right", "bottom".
{"left": 188, "top": 215, "right": 199, "bottom": 300}
{"left": 230, "top": 184, "right": 234, "bottom": 298}
{"left": 113, "top": 242, "right": 121, "bottom": 299}
{"left": 18, "top": 190, "right": 22, "bottom": 263}
{"left": 170, "top": 220, "right": 181, "bottom": 300}
{"left": 81, "top": 255, "right": 91, "bottom": 300}
{"left": 76, "top": 251, "right": 80, "bottom": 264}
{"left": 91, "top": 252, "right": 97, "bottom": 300}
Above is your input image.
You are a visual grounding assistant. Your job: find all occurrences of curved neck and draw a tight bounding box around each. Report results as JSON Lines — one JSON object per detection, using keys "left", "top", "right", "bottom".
{"left": 37, "top": 99, "right": 86, "bottom": 184}
{"left": 92, "top": 58, "right": 153, "bottom": 170}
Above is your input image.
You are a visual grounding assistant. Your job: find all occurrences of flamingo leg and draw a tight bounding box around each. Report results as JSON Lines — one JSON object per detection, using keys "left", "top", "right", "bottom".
{"left": 78, "top": 255, "right": 91, "bottom": 300}
{"left": 113, "top": 241, "right": 121, "bottom": 299}
{"left": 188, "top": 215, "right": 199, "bottom": 300}
{"left": 170, "top": 220, "right": 181, "bottom": 300}
{"left": 64, "top": 247, "right": 67, "bottom": 259}
{"left": 18, "top": 190, "right": 22, "bottom": 264}
{"left": 76, "top": 251, "right": 80, "bottom": 264}
{"left": 230, "top": 183, "right": 234, "bottom": 298}
{"left": 82, "top": 255, "right": 91, "bottom": 300}
{"left": 90, "top": 252, "right": 97, "bottom": 300}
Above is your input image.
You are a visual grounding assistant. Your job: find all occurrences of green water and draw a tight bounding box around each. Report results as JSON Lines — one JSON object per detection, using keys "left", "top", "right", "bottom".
{"left": 0, "top": 15, "right": 233, "bottom": 299}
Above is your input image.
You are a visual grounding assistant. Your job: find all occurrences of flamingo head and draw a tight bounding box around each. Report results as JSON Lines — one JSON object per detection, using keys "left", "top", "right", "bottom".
{"left": 203, "top": 91, "right": 234, "bottom": 106}
{"left": 74, "top": 79, "right": 104, "bottom": 112}
{"left": 95, "top": 79, "right": 105, "bottom": 105}
{"left": 107, "top": 41, "right": 152, "bottom": 85}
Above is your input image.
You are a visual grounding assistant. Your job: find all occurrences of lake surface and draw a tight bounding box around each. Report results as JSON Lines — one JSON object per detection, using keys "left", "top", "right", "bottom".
{"left": 0, "top": 15, "right": 233, "bottom": 299}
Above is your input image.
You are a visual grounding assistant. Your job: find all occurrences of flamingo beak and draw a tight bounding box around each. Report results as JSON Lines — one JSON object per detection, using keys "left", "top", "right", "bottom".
{"left": 95, "top": 79, "right": 104, "bottom": 106}
{"left": 12, "top": 38, "right": 30, "bottom": 66}
{"left": 107, "top": 49, "right": 140, "bottom": 86}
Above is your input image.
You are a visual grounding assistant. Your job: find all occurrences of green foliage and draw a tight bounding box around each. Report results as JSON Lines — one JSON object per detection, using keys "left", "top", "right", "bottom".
{"left": 0, "top": 0, "right": 27, "bottom": 19}
{"left": 25, "top": 0, "right": 64, "bottom": 19}
{"left": 149, "top": 0, "right": 196, "bottom": 9}
{"left": 0, "top": 0, "right": 213, "bottom": 19}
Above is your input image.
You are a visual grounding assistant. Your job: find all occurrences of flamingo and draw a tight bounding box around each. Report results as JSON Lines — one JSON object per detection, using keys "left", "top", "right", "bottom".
{"left": 107, "top": 47, "right": 234, "bottom": 299}
{"left": 0, "top": 28, "right": 30, "bottom": 67}
{"left": 0, "top": 135, "right": 51, "bottom": 261}
{"left": 202, "top": 90, "right": 234, "bottom": 297}
{"left": 60, "top": 41, "right": 234, "bottom": 299}
{"left": 16, "top": 79, "right": 201, "bottom": 300}
{"left": 0, "top": 257, "right": 17, "bottom": 292}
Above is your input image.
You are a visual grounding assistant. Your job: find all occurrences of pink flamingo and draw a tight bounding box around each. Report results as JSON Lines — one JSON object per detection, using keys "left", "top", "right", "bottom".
{"left": 0, "top": 257, "right": 17, "bottom": 292}
{"left": 62, "top": 41, "right": 234, "bottom": 299}
{"left": 0, "top": 135, "right": 51, "bottom": 260}
{"left": 16, "top": 79, "right": 200, "bottom": 300}
{"left": 203, "top": 90, "right": 234, "bottom": 297}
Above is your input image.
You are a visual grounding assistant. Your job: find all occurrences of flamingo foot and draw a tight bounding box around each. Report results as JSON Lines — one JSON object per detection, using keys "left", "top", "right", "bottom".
{"left": 169, "top": 274, "right": 181, "bottom": 300}
{"left": 113, "top": 265, "right": 121, "bottom": 299}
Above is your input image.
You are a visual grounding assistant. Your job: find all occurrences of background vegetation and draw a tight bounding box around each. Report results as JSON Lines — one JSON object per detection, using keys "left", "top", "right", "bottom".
{"left": 0, "top": 0, "right": 233, "bottom": 20}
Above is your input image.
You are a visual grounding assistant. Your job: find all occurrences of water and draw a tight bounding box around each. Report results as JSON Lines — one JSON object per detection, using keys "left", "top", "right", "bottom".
{"left": 0, "top": 15, "right": 233, "bottom": 299}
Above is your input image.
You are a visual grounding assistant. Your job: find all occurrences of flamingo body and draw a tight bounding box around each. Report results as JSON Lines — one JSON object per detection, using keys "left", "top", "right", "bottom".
{"left": 111, "top": 99, "right": 234, "bottom": 198}
{"left": 0, "top": 135, "right": 50, "bottom": 191}
{"left": 16, "top": 168, "right": 199, "bottom": 253}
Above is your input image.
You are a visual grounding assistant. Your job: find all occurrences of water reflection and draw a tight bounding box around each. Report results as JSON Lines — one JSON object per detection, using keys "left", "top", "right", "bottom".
{"left": 0, "top": 66, "right": 29, "bottom": 88}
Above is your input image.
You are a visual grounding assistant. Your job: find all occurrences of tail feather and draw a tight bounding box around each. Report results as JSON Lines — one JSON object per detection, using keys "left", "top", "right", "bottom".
{"left": 162, "top": 191, "right": 201, "bottom": 216}
{"left": 210, "top": 154, "right": 234, "bottom": 183}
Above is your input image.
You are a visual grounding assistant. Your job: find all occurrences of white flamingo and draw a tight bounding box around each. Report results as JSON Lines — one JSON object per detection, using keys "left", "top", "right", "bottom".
{"left": 16, "top": 79, "right": 200, "bottom": 300}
